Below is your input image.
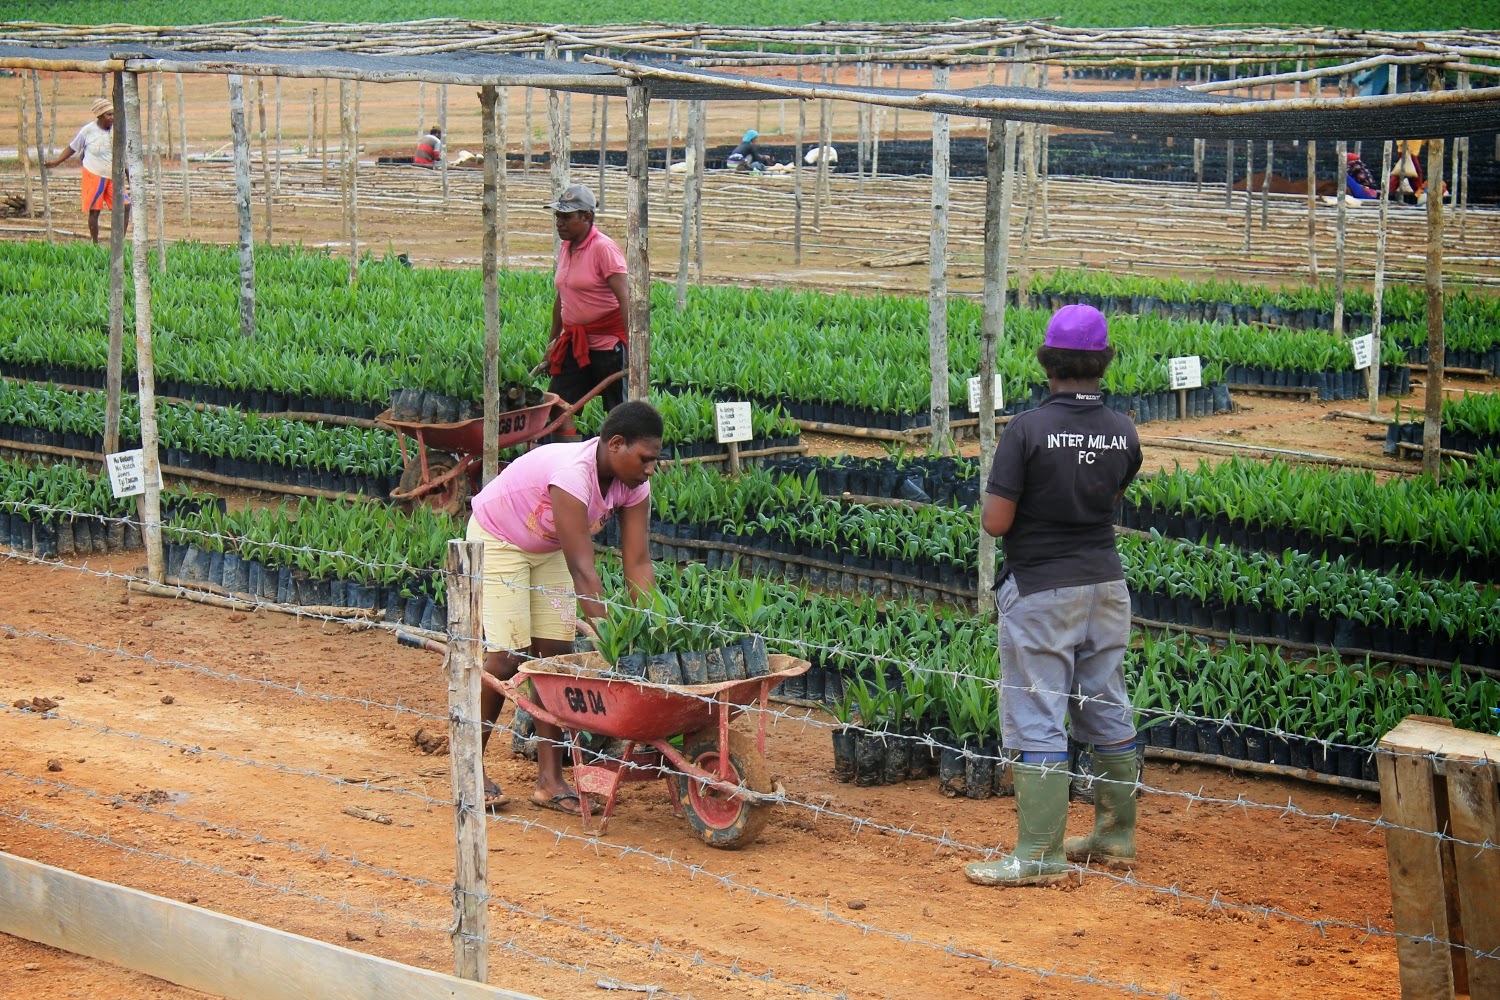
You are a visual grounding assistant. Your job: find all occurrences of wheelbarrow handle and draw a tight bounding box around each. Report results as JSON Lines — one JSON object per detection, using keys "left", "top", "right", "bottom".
{"left": 397, "top": 630, "right": 449, "bottom": 656}
{"left": 538, "top": 368, "right": 629, "bottom": 439}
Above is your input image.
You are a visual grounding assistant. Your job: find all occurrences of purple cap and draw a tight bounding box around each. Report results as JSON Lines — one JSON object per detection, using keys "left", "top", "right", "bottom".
{"left": 1043, "top": 304, "right": 1109, "bottom": 351}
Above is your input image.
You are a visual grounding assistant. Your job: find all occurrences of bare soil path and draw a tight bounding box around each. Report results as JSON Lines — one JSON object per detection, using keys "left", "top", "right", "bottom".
{"left": 1, "top": 547, "right": 1400, "bottom": 1000}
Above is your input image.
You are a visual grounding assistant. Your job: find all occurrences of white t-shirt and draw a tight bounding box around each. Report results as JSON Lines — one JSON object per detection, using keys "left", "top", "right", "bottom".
{"left": 68, "top": 121, "right": 114, "bottom": 175}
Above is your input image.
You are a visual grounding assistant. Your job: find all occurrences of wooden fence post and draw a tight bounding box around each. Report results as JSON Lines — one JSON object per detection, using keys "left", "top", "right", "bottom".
{"left": 1378, "top": 716, "right": 1500, "bottom": 999}
{"left": 445, "top": 539, "right": 489, "bottom": 983}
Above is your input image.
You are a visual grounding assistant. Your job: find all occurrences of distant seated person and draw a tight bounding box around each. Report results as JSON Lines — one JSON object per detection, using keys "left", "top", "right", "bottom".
{"left": 415, "top": 126, "right": 443, "bottom": 167}
{"left": 1345, "top": 151, "right": 1380, "bottom": 200}
{"left": 726, "top": 130, "right": 775, "bottom": 172}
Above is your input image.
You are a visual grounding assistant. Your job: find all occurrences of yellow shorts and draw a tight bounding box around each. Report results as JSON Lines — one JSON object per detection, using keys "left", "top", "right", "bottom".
{"left": 465, "top": 517, "right": 576, "bottom": 653}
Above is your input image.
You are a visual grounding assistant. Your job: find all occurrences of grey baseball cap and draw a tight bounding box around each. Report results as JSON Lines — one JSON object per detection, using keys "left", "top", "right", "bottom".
{"left": 547, "top": 183, "right": 597, "bottom": 213}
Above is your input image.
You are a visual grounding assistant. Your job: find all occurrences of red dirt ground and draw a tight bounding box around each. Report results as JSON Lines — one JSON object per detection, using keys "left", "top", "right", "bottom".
{"left": 2, "top": 541, "right": 1402, "bottom": 1000}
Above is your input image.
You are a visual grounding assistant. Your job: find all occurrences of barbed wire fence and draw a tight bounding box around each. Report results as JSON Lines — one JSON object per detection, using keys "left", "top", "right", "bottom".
{"left": 0, "top": 504, "right": 1493, "bottom": 998}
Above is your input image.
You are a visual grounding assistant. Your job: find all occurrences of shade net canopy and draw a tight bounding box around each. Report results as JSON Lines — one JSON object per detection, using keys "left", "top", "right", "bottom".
{"left": 0, "top": 40, "right": 1496, "bottom": 140}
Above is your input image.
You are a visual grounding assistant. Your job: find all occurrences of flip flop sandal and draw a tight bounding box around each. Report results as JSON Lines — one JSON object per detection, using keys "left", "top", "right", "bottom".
{"left": 529, "top": 791, "right": 582, "bottom": 816}
{"left": 483, "top": 778, "right": 510, "bottom": 810}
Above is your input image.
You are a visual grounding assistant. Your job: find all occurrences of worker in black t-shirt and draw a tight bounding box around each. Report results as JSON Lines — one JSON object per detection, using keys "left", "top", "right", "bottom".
{"left": 965, "top": 304, "right": 1144, "bottom": 889}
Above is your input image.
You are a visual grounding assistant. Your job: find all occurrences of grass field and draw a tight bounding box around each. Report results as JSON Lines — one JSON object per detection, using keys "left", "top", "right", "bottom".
{"left": 15, "top": 1, "right": 1489, "bottom": 32}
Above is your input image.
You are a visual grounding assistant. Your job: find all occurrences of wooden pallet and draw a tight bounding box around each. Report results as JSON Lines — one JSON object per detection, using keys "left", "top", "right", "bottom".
{"left": 1378, "top": 715, "right": 1500, "bottom": 1000}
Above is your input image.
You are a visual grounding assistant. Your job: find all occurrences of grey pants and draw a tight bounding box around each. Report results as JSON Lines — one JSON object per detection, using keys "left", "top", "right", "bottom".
{"left": 996, "top": 577, "right": 1135, "bottom": 754}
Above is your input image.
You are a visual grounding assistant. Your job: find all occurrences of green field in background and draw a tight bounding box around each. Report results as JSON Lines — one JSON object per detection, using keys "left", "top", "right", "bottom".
{"left": 15, "top": 1, "right": 1489, "bottom": 32}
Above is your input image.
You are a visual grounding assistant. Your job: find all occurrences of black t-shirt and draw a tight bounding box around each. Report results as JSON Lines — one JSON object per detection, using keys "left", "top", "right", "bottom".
{"left": 986, "top": 390, "right": 1143, "bottom": 595}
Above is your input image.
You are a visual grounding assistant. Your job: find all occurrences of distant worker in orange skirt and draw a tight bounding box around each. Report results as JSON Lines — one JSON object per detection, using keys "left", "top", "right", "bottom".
{"left": 45, "top": 98, "right": 131, "bottom": 244}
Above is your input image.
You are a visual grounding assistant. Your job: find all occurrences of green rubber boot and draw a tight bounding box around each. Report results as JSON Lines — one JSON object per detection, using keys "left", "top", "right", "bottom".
{"left": 965, "top": 760, "right": 1071, "bottom": 887}
{"left": 1064, "top": 748, "right": 1138, "bottom": 868}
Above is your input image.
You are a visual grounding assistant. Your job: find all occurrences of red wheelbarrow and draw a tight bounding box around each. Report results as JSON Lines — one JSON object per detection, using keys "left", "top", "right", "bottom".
{"left": 376, "top": 370, "right": 625, "bottom": 516}
{"left": 491, "top": 652, "right": 810, "bottom": 849}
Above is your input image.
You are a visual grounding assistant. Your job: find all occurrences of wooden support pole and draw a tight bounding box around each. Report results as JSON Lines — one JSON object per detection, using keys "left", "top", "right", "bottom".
{"left": 498, "top": 87, "right": 509, "bottom": 269}
{"left": 692, "top": 100, "right": 705, "bottom": 279}
{"left": 546, "top": 41, "right": 569, "bottom": 255}
{"left": 928, "top": 63, "right": 952, "bottom": 454}
{"left": 1242, "top": 138, "right": 1254, "bottom": 252}
{"left": 675, "top": 95, "right": 700, "bottom": 311}
{"left": 480, "top": 85, "right": 501, "bottom": 486}
{"left": 151, "top": 73, "right": 166, "bottom": 269}
{"left": 418, "top": 81, "right": 427, "bottom": 142}
{"left": 978, "top": 117, "right": 1016, "bottom": 613}
{"left": 228, "top": 76, "right": 255, "bottom": 340}
{"left": 319, "top": 82, "right": 328, "bottom": 184}
{"left": 855, "top": 53, "right": 867, "bottom": 194}
{"left": 257, "top": 77, "right": 272, "bottom": 245}
{"left": 439, "top": 84, "right": 449, "bottom": 205}
{"left": 1370, "top": 131, "right": 1393, "bottom": 415}
{"left": 522, "top": 84, "right": 532, "bottom": 175}
{"left": 793, "top": 97, "right": 804, "bottom": 266}
{"left": 274, "top": 77, "right": 283, "bottom": 196}
{"left": 29, "top": 70, "right": 52, "bottom": 241}
{"left": 341, "top": 80, "right": 359, "bottom": 284}
{"left": 662, "top": 98, "right": 676, "bottom": 202}
{"left": 1307, "top": 75, "right": 1320, "bottom": 280}
{"left": 123, "top": 72, "right": 163, "bottom": 584}
{"left": 1457, "top": 73, "right": 1470, "bottom": 242}
{"left": 444, "top": 539, "right": 490, "bottom": 984}
{"left": 625, "top": 84, "right": 651, "bottom": 400}
{"left": 1260, "top": 139, "right": 1272, "bottom": 230}
{"left": 597, "top": 93, "right": 608, "bottom": 214}
{"left": 18, "top": 76, "right": 32, "bottom": 219}
{"left": 176, "top": 74, "right": 190, "bottom": 233}
{"left": 1223, "top": 66, "right": 1235, "bottom": 210}
{"left": 815, "top": 58, "right": 830, "bottom": 232}
{"left": 1422, "top": 131, "right": 1446, "bottom": 482}
{"left": 307, "top": 85, "right": 315, "bottom": 165}
{"left": 1335, "top": 137, "right": 1348, "bottom": 335}
{"left": 104, "top": 72, "right": 127, "bottom": 456}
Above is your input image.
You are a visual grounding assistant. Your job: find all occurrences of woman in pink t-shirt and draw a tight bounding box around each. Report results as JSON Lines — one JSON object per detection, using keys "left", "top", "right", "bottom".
{"left": 465, "top": 400, "right": 661, "bottom": 813}
{"left": 545, "top": 183, "right": 629, "bottom": 438}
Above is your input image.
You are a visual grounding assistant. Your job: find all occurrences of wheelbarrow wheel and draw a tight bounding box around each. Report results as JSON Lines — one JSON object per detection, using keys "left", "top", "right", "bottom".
{"left": 678, "top": 728, "right": 771, "bottom": 849}
{"left": 396, "top": 450, "right": 472, "bottom": 518}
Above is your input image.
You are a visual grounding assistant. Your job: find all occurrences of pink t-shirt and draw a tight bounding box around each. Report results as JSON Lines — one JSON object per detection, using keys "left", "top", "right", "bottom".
{"left": 471, "top": 439, "right": 650, "bottom": 553}
{"left": 555, "top": 226, "right": 627, "bottom": 350}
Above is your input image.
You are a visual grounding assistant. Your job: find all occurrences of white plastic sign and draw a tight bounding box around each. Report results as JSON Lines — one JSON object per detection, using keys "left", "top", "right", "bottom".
{"left": 105, "top": 449, "right": 161, "bottom": 498}
{"left": 966, "top": 375, "right": 1004, "bottom": 414}
{"left": 714, "top": 401, "right": 753, "bottom": 444}
{"left": 1168, "top": 355, "right": 1203, "bottom": 391}
{"left": 1350, "top": 333, "right": 1375, "bottom": 371}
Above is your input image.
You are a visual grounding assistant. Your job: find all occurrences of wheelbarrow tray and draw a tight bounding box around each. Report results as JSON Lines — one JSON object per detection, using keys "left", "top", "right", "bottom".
{"left": 516, "top": 651, "right": 809, "bottom": 744}
{"left": 375, "top": 391, "right": 565, "bottom": 454}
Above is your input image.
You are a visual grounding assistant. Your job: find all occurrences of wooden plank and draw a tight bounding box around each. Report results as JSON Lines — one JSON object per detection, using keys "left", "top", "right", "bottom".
{"left": 1383, "top": 717, "right": 1500, "bottom": 766}
{"left": 1447, "top": 760, "right": 1500, "bottom": 998}
{"left": 1379, "top": 741, "right": 1458, "bottom": 999}
{"left": 0, "top": 852, "right": 534, "bottom": 1000}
